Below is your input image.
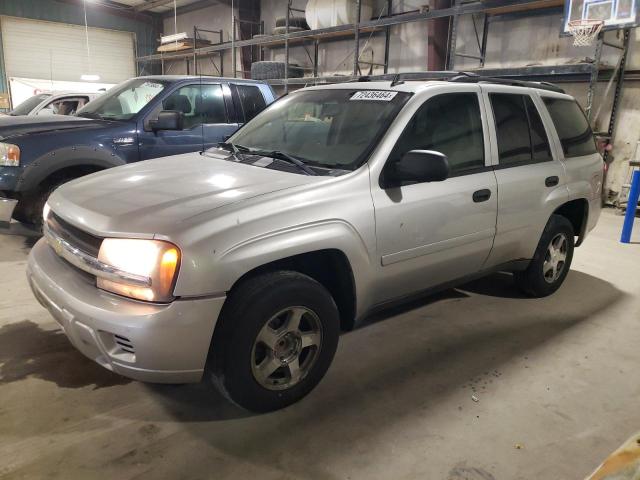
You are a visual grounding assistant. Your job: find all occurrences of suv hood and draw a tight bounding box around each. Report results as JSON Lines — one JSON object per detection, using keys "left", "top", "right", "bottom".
{"left": 0, "top": 114, "right": 109, "bottom": 140}
{"left": 49, "top": 151, "right": 325, "bottom": 237}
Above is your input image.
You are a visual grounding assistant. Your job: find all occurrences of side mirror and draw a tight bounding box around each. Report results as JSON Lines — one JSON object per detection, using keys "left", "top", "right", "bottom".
{"left": 149, "top": 110, "right": 183, "bottom": 131}
{"left": 383, "top": 150, "right": 450, "bottom": 188}
{"left": 36, "top": 108, "right": 55, "bottom": 116}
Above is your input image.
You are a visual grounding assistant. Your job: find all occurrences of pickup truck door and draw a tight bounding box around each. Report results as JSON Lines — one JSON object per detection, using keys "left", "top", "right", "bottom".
{"left": 370, "top": 87, "right": 498, "bottom": 303}
{"left": 479, "top": 86, "right": 568, "bottom": 269}
{"left": 138, "top": 82, "right": 239, "bottom": 161}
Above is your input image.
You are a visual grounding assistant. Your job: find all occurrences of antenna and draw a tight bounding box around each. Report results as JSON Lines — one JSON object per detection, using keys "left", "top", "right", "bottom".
{"left": 200, "top": 73, "right": 205, "bottom": 153}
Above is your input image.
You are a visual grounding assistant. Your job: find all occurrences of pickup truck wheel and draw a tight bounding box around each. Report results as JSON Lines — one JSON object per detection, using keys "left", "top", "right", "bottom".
{"left": 514, "top": 214, "right": 574, "bottom": 297}
{"left": 207, "top": 271, "right": 340, "bottom": 412}
{"left": 13, "top": 180, "right": 67, "bottom": 227}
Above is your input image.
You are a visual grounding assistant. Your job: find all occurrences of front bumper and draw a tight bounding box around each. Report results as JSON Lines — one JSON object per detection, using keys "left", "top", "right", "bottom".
{"left": 27, "top": 238, "right": 226, "bottom": 383}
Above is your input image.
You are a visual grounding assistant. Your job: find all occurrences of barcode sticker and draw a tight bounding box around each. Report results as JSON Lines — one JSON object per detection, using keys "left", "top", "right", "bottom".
{"left": 350, "top": 91, "right": 398, "bottom": 101}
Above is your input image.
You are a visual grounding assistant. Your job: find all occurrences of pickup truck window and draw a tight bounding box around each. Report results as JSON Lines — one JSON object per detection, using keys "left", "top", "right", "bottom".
{"left": 388, "top": 93, "right": 485, "bottom": 176}
{"left": 10, "top": 93, "right": 51, "bottom": 115}
{"left": 236, "top": 85, "right": 267, "bottom": 122}
{"left": 77, "top": 78, "right": 169, "bottom": 121}
{"left": 490, "top": 93, "right": 552, "bottom": 166}
{"left": 162, "top": 84, "right": 226, "bottom": 129}
{"left": 230, "top": 89, "right": 410, "bottom": 170}
{"left": 542, "top": 97, "right": 597, "bottom": 158}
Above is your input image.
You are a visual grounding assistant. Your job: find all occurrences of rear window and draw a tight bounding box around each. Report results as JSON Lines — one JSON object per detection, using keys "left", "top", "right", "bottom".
{"left": 236, "top": 85, "right": 267, "bottom": 122}
{"left": 543, "top": 97, "right": 597, "bottom": 157}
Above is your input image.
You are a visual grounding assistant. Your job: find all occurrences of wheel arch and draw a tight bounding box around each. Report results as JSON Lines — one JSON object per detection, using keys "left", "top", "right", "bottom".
{"left": 552, "top": 198, "right": 589, "bottom": 247}
{"left": 225, "top": 248, "right": 358, "bottom": 331}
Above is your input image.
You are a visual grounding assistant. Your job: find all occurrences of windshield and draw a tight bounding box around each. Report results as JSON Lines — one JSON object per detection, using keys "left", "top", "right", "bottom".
{"left": 228, "top": 89, "right": 411, "bottom": 170}
{"left": 76, "top": 78, "right": 169, "bottom": 120}
{"left": 10, "top": 94, "right": 51, "bottom": 115}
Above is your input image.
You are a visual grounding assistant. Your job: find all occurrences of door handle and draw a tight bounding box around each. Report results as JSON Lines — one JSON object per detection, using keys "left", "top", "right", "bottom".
{"left": 545, "top": 176, "right": 559, "bottom": 187}
{"left": 472, "top": 189, "right": 491, "bottom": 203}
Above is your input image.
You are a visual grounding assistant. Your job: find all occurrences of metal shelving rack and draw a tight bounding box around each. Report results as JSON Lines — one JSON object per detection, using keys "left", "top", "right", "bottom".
{"left": 136, "top": 0, "right": 632, "bottom": 122}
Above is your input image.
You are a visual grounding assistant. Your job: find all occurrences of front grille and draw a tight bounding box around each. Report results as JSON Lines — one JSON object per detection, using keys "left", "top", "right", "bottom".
{"left": 47, "top": 212, "right": 102, "bottom": 258}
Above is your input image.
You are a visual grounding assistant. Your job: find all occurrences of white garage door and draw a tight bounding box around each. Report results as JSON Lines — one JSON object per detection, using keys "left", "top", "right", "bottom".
{"left": 1, "top": 16, "right": 135, "bottom": 84}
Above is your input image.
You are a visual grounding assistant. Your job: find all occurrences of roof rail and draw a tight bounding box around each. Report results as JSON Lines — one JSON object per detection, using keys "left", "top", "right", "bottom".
{"left": 448, "top": 73, "right": 565, "bottom": 93}
{"left": 347, "top": 71, "right": 565, "bottom": 94}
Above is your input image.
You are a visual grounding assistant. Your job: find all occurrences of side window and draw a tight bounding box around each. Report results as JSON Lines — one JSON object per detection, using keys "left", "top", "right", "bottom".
{"left": 542, "top": 97, "right": 597, "bottom": 157}
{"left": 490, "top": 94, "right": 532, "bottom": 165}
{"left": 236, "top": 85, "right": 267, "bottom": 122}
{"left": 524, "top": 96, "right": 552, "bottom": 163}
{"left": 389, "top": 93, "right": 485, "bottom": 175}
{"left": 162, "top": 84, "right": 226, "bottom": 129}
{"left": 490, "top": 93, "right": 553, "bottom": 166}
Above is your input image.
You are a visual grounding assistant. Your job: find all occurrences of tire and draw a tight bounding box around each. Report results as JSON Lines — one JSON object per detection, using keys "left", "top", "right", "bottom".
{"left": 272, "top": 26, "right": 306, "bottom": 35}
{"left": 13, "top": 179, "right": 68, "bottom": 227}
{"left": 275, "top": 16, "right": 309, "bottom": 29}
{"left": 514, "top": 214, "right": 575, "bottom": 297}
{"left": 250, "top": 61, "right": 305, "bottom": 80}
{"left": 206, "top": 271, "right": 340, "bottom": 412}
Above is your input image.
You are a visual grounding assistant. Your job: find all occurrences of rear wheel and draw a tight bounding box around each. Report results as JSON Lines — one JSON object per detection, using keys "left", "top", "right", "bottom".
{"left": 515, "top": 214, "right": 575, "bottom": 297}
{"left": 206, "top": 271, "right": 340, "bottom": 412}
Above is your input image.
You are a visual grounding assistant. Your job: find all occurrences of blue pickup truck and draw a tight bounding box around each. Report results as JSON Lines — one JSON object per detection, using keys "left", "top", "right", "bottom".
{"left": 0, "top": 75, "right": 275, "bottom": 225}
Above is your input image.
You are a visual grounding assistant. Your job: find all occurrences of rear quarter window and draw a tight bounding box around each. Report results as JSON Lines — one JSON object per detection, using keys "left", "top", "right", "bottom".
{"left": 542, "top": 97, "right": 597, "bottom": 157}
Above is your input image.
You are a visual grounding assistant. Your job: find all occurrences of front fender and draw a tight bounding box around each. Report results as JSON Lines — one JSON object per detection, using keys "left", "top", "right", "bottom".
{"left": 16, "top": 145, "right": 130, "bottom": 192}
{"left": 174, "top": 219, "right": 374, "bottom": 315}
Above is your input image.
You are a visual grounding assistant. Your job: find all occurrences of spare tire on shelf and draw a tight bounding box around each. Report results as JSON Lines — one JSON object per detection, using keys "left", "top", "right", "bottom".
{"left": 275, "top": 16, "right": 310, "bottom": 29}
{"left": 272, "top": 26, "right": 306, "bottom": 34}
{"left": 251, "top": 61, "right": 305, "bottom": 80}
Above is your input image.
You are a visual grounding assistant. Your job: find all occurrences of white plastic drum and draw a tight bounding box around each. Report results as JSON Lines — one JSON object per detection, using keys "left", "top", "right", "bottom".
{"left": 306, "top": 0, "right": 374, "bottom": 30}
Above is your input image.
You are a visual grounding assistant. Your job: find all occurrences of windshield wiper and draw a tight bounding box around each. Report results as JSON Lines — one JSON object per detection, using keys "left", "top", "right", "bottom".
{"left": 248, "top": 149, "right": 317, "bottom": 176}
{"left": 213, "top": 141, "right": 247, "bottom": 161}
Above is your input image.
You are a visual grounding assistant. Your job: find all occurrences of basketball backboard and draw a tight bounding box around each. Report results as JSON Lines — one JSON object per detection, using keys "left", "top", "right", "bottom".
{"left": 563, "top": 0, "right": 639, "bottom": 32}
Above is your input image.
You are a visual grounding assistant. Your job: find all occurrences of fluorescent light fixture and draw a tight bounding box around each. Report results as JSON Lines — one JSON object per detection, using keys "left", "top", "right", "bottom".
{"left": 161, "top": 32, "right": 188, "bottom": 44}
{"left": 81, "top": 74, "right": 100, "bottom": 81}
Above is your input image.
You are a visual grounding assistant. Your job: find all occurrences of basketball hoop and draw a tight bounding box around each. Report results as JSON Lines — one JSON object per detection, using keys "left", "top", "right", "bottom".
{"left": 568, "top": 19, "right": 604, "bottom": 47}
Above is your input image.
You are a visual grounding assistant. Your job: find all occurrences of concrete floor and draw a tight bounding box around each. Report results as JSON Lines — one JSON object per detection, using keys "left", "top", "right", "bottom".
{"left": 0, "top": 210, "right": 639, "bottom": 480}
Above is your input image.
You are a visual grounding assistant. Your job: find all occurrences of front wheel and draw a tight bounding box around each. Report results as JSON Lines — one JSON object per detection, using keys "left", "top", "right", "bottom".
{"left": 515, "top": 214, "right": 575, "bottom": 297}
{"left": 206, "top": 271, "right": 340, "bottom": 412}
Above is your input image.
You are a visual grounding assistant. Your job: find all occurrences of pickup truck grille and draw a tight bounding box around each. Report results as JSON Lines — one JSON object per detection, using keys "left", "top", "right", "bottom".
{"left": 47, "top": 212, "right": 102, "bottom": 258}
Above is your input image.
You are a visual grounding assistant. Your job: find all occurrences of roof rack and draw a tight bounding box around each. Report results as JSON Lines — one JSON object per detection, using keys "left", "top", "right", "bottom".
{"left": 349, "top": 71, "right": 565, "bottom": 94}
{"left": 449, "top": 73, "right": 566, "bottom": 93}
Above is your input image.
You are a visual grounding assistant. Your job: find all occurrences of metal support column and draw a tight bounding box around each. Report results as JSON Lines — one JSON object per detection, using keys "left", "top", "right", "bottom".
{"left": 603, "top": 28, "right": 631, "bottom": 163}
{"left": 586, "top": 32, "right": 604, "bottom": 119}
{"left": 446, "top": 0, "right": 462, "bottom": 70}
{"left": 220, "top": 30, "right": 224, "bottom": 76}
{"left": 383, "top": 0, "right": 392, "bottom": 73}
{"left": 479, "top": 14, "right": 489, "bottom": 67}
{"left": 353, "top": 0, "right": 362, "bottom": 76}
{"left": 313, "top": 39, "right": 319, "bottom": 81}
{"left": 193, "top": 26, "right": 198, "bottom": 75}
{"left": 284, "top": 0, "right": 291, "bottom": 93}
{"left": 232, "top": 15, "right": 237, "bottom": 78}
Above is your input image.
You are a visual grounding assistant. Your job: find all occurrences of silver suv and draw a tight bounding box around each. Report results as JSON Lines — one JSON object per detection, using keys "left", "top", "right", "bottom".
{"left": 27, "top": 77, "right": 603, "bottom": 412}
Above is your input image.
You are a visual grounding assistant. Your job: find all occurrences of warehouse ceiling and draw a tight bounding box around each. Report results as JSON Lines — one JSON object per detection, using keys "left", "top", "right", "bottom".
{"left": 112, "top": 0, "right": 212, "bottom": 13}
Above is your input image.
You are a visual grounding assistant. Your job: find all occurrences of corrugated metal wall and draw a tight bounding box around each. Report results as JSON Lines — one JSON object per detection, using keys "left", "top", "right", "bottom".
{"left": 0, "top": 0, "right": 161, "bottom": 92}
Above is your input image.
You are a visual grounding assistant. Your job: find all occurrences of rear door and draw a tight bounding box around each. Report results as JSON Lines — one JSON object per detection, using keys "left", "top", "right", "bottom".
{"left": 540, "top": 94, "right": 603, "bottom": 234}
{"left": 138, "top": 82, "right": 238, "bottom": 160}
{"left": 481, "top": 86, "right": 569, "bottom": 268}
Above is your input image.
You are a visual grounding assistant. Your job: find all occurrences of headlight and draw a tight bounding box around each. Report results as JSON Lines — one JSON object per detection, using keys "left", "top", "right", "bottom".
{"left": 0, "top": 142, "right": 20, "bottom": 167}
{"left": 97, "top": 238, "right": 180, "bottom": 302}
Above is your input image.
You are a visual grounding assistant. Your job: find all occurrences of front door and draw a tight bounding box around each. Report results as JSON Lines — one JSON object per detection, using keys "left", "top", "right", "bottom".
{"left": 371, "top": 88, "right": 498, "bottom": 303}
{"left": 138, "top": 83, "right": 239, "bottom": 160}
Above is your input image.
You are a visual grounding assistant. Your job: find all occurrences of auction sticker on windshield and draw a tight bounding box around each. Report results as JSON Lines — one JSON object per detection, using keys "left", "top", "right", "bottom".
{"left": 350, "top": 91, "right": 398, "bottom": 101}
